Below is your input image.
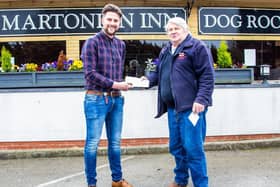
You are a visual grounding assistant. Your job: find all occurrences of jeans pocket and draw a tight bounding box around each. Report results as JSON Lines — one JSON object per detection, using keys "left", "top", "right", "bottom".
{"left": 117, "top": 96, "right": 125, "bottom": 105}
{"left": 84, "top": 95, "right": 104, "bottom": 119}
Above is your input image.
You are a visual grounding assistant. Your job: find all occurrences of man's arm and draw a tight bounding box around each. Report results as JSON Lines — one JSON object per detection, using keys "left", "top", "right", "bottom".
{"left": 81, "top": 38, "right": 114, "bottom": 89}
{"left": 193, "top": 42, "right": 215, "bottom": 110}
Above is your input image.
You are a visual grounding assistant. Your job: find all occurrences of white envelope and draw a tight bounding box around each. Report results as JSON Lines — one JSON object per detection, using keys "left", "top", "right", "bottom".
{"left": 125, "top": 76, "right": 149, "bottom": 88}
{"left": 188, "top": 112, "right": 199, "bottom": 126}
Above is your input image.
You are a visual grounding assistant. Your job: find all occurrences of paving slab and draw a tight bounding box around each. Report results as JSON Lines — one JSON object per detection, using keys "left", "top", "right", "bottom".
{"left": 0, "top": 147, "right": 279, "bottom": 187}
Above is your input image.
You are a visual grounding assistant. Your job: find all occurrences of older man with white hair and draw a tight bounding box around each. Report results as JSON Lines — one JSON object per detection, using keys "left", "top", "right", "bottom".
{"left": 147, "top": 17, "right": 214, "bottom": 187}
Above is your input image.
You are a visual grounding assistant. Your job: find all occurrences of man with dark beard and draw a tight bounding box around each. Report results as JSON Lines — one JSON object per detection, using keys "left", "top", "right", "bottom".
{"left": 81, "top": 4, "right": 133, "bottom": 187}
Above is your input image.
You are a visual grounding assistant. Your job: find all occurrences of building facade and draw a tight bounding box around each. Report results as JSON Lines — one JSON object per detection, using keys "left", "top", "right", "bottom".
{"left": 0, "top": 1, "right": 280, "bottom": 149}
{"left": 1, "top": 0, "right": 280, "bottom": 80}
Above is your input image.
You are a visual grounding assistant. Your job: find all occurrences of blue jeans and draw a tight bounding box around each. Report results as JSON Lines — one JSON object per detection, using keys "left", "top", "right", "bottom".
{"left": 84, "top": 94, "right": 124, "bottom": 186}
{"left": 167, "top": 108, "right": 208, "bottom": 187}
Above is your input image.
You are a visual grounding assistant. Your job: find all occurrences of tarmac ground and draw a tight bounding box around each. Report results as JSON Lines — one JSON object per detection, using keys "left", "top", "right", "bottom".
{"left": 0, "top": 146, "right": 280, "bottom": 187}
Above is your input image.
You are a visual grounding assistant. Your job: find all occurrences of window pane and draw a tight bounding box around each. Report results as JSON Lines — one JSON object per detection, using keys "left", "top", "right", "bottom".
{"left": 0, "top": 41, "right": 66, "bottom": 66}
{"left": 124, "top": 40, "right": 165, "bottom": 77}
{"left": 204, "top": 40, "right": 279, "bottom": 80}
{"left": 80, "top": 40, "right": 166, "bottom": 77}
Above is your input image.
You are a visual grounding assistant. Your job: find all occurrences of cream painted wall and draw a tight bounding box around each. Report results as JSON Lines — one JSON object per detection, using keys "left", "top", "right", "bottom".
{"left": 0, "top": 87, "right": 279, "bottom": 142}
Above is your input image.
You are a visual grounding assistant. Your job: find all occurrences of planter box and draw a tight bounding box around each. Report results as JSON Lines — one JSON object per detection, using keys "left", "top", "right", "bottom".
{"left": 0, "top": 71, "right": 84, "bottom": 88}
{"left": 214, "top": 68, "right": 254, "bottom": 84}
{"left": 0, "top": 68, "right": 254, "bottom": 88}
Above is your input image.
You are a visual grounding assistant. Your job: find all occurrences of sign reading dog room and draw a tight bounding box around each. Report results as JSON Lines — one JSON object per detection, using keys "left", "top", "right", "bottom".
{"left": 199, "top": 7, "right": 280, "bottom": 35}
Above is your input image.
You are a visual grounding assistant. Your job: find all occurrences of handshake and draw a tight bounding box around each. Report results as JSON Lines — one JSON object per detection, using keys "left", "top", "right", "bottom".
{"left": 112, "top": 76, "right": 149, "bottom": 91}
{"left": 125, "top": 76, "right": 149, "bottom": 88}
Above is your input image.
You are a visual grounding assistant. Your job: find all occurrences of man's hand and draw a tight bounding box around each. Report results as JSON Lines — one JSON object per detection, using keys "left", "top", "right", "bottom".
{"left": 192, "top": 102, "right": 205, "bottom": 114}
{"left": 140, "top": 76, "right": 148, "bottom": 80}
{"left": 112, "top": 81, "right": 133, "bottom": 91}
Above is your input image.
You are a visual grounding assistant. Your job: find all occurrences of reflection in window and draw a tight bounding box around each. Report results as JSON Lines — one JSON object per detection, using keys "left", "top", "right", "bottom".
{"left": 0, "top": 41, "right": 66, "bottom": 67}
{"left": 80, "top": 40, "right": 166, "bottom": 77}
{"left": 124, "top": 40, "right": 166, "bottom": 77}
{"left": 80, "top": 39, "right": 280, "bottom": 80}
{"left": 204, "top": 40, "right": 279, "bottom": 80}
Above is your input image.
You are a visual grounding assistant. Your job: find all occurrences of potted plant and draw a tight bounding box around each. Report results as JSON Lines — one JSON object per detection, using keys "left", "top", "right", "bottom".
{"left": 0, "top": 46, "right": 12, "bottom": 72}
{"left": 216, "top": 41, "right": 232, "bottom": 68}
{"left": 144, "top": 58, "right": 159, "bottom": 77}
{"left": 214, "top": 41, "right": 253, "bottom": 84}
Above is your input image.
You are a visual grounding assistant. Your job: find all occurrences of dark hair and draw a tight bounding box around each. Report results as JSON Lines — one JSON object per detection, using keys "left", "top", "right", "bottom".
{"left": 102, "top": 3, "right": 123, "bottom": 18}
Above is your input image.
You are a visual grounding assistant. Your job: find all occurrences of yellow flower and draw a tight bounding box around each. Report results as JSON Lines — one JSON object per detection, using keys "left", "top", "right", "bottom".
{"left": 213, "top": 63, "right": 218, "bottom": 69}
{"left": 25, "top": 63, "right": 38, "bottom": 72}
{"left": 69, "top": 60, "right": 83, "bottom": 71}
{"left": 13, "top": 64, "right": 19, "bottom": 70}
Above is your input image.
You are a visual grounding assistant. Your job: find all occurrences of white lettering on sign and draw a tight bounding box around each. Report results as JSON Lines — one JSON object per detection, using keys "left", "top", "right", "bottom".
{"left": 200, "top": 7, "right": 280, "bottom": 34}
{"left": 204, "top": 14, "right": 242, "bottom": 28}
{"left": 1, "top": 13, "right": 103, "bottom": 31}
{"left": 2, "top": 15, "right": 20, "bottom": 30}
{"left": 38, "top": 14, "right": 52, "bottom": 30}
{"left": 0, "top": 8, "right": 186, "bottom": 35}
{"left": 140, "top": 13, "right": 177, "bottom": 29}
{"left": 247, "top": 14, "right": 280, "bottom": 29}
{"left": 120, "top": 13, "right": 134, "bottom": 29}
{"left": 271, "top": 16, "right": 280, "bottom": 29}
{"left": 51, "top": 14, "right": 64, "bottom": 29}
{"left": 22, "top": 15, "right": 37, "bottom": 30}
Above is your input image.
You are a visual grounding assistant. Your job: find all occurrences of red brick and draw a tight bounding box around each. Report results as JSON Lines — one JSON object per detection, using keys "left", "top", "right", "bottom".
{"left": 0, "top": 134, "right": 279, "bottom": 150}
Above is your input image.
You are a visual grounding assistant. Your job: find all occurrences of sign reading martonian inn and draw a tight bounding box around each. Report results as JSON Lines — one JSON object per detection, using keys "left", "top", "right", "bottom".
{"left": 199, "top": 7, "right": 280, "bottom": 35}
{"left": 0, "top": 7, "right": 185, "bottom": 36}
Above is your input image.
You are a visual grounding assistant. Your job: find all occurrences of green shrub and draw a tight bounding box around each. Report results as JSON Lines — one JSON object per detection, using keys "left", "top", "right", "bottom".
{"left": 217, "top": 41, "right": 232, "bottom": 68}
{"left": 0, "top": 46, "right": 12, "bottom": 72}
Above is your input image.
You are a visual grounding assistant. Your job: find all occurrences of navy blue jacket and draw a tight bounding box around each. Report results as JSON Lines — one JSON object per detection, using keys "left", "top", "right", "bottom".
{"left": 148, "top": 34, "right": 214, "bottom": 118}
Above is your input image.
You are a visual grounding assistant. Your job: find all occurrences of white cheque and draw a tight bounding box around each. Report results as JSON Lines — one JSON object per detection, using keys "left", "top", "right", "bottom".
{"left": 188, "top": 112, "right": 199, "bottom": 126}
{"left": 125, "top": 76, "right": 149, "bottom": 88}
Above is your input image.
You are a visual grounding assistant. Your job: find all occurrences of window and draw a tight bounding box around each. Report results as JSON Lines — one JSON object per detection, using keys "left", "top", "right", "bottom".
{"left": 124, "top": 40, "right": 165, "bottom": 77}
{"left": 80, "top": 40, "right": 166, "bottom": 77}
{"left": 79, "top": 39, "right": 280, "bottom": 80}
{"left": 0, "top": 41, "right": 66, "bottom": 67}
{"left": 204, "top": 40, "right": 279, "bottom": 80}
